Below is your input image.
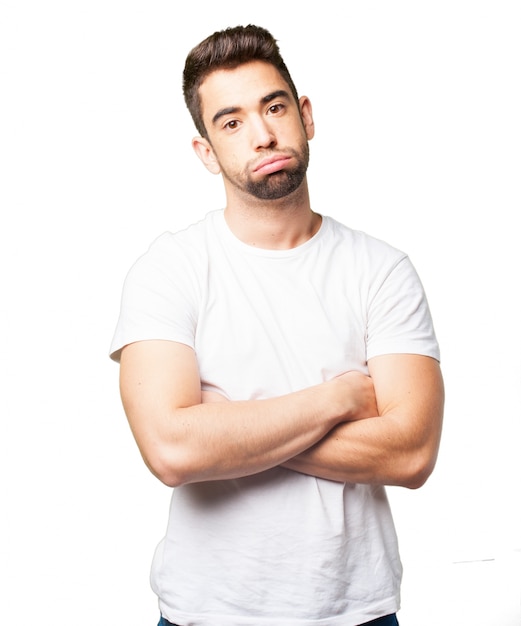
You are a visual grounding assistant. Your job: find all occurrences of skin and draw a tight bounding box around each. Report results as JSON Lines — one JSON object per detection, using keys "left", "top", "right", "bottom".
{"left": 192, "top": 61, "right": 320, "bottom": 249}
{"left": 119, "top": 60, "right": 444, "bottom": 489}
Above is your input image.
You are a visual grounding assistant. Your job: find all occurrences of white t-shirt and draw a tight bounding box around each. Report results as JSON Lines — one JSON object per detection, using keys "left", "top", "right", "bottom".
{"left": 110, "top": 210, "right": 440, "bottom": 626}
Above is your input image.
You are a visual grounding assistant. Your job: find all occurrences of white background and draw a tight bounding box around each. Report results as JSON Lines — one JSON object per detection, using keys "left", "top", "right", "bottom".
{"left": 1, "top": 1, "right": 520, "bottom": 624}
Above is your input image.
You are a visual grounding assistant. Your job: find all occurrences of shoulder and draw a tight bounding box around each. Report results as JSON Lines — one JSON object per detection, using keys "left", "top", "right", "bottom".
{"left": 324, "top": 216, "right": 404, "bottom": 253}
{"left": 129, "top": 210, "right": 221, "bottom": 278}
{"left": 148, "top": 210, "right": 218, "bottom": 257}
{"left": 322, "top": 216, "right": 409, "bottom": 277}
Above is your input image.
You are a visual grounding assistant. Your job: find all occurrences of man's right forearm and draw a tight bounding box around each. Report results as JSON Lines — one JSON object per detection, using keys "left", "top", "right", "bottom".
{"left": 120, "top": 341, "right": 376, "bottom": 488}
{"left": 132, "top": 380, "right": 354, "bottom": 487}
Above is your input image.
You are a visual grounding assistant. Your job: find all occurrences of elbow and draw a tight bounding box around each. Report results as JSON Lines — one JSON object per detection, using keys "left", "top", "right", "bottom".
{"left": 154, "top": 468, "right": 186, "bottom": 489}
{"left": 399, "top": 448, "right": 438, "bottom": 490}
{"left": 401, "top": 467, "right": 432, "bottom": 490}
{"left": 393, "top": 419, "right": 443, "bottom": 489}
{"left": 141, "top": 445, "right": 191, "bottom": 488}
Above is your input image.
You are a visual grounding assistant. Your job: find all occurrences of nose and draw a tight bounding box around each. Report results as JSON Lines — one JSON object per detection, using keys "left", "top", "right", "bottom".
{"left": 251, "top": 116, "right": 276, "bottom": 150}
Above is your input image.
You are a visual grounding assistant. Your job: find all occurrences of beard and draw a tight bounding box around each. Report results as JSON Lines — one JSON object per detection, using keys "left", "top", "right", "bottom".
{"left": 220, "top": 141, "right": 310, "bottom": 201}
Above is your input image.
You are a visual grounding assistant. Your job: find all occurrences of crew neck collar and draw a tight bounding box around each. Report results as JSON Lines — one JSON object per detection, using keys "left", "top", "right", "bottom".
{"left": 214, "top": 209, "right": 326, "bottom": 258}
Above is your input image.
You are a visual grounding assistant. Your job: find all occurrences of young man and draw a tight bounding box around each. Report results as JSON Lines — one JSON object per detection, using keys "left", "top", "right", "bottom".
{"left": 110, "top": 25, "right": 444, "bottom": 626}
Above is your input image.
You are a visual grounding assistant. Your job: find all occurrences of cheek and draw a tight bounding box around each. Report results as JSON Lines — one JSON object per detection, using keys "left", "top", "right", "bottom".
{"left": 221, "top": 148, "right": 246, "bottom": 175}
{"left": 278, "top": 121, "right": 308, "bottom": 146}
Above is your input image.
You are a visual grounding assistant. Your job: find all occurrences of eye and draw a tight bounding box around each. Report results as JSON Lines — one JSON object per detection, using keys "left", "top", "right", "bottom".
{"left": 267, "top": 103, "right": 285, "bottom": 115}
{"left": 223, "top": 119, "right": 240, "bottom": 131}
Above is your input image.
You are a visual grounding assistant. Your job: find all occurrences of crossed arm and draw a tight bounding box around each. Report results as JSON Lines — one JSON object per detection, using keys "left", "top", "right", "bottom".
{"left": 119, "top": 340, "right": 444, "bottom": 489}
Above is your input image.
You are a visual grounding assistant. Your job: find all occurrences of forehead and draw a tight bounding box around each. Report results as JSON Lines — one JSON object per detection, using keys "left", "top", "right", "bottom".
{"left": 199, "top": 61, "right": 292, "bottom": 121}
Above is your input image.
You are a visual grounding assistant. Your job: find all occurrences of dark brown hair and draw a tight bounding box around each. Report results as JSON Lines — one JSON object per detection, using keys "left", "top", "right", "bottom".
{"left": 183, "top": 24, "right": 299, "bottom": 139}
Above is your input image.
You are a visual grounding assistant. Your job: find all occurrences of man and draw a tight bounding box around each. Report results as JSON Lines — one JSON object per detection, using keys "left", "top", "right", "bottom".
{"left": 110, "top": 24, "right": 444, "bottom": 626}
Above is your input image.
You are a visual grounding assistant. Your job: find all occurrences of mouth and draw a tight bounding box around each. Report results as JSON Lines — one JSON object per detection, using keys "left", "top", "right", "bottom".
{"left": 253, "top": 155, "right": 292, "bottom": 176}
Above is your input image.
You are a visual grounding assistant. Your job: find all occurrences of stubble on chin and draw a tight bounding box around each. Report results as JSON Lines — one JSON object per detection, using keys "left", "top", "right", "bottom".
{"left": 216, "top": 138, "right": 310, "bottom": 203}
{"left": 243, "top": 144, "right": 310, "bottom": 201}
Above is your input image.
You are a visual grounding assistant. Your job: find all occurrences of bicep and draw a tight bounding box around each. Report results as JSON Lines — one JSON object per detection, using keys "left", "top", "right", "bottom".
{"left": 368, "top": 353, "right": 445, "bottom": 477}
{"left": 119, "top": 340, "right": 201, "bottom": 453}
{"left": 368, "top": 353, "right": 444, "bottom": 418}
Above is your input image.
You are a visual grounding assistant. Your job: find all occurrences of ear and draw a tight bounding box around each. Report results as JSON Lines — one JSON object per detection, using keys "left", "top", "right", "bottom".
{"left": 192, "top": 136, "right": 221, "bottom": 175}
{"left": 299, "top": 96, "right": 315, "bottom": 140}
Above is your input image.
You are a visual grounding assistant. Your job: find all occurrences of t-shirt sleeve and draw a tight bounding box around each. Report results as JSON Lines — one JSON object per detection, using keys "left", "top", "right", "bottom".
{"left": 109, "top": 234, "right": 199, "bottom": 362}
{"left": 365, "top": 255, "right": 440, "bottom": 362}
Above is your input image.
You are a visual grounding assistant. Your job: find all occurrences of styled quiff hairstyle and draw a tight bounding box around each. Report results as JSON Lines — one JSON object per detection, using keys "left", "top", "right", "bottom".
{"left": 183, "top": 24, "right": 299, "bottom": 139}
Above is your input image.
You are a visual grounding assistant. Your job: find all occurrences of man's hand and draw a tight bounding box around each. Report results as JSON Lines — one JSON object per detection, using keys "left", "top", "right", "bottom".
{"left": 329, "top": 371, "right": 378, "bottom": 422}
{"left": 283, "top": 354, "right": 444, "bottom": 488}
{"left": 202, "top": 372, "right": 378, "bottom": 422}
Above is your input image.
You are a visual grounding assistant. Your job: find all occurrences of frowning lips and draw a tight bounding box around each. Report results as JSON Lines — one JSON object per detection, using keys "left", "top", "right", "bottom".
{"left": 253, "top": 154, "right": 292, "bottom": 175}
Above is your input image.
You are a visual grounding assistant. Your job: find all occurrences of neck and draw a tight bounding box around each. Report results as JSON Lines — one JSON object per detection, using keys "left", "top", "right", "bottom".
{"left": 223, "top": 180, "right": 321, "bottom": 250}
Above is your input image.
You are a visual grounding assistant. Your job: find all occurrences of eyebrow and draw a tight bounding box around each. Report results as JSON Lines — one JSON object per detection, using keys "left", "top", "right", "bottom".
{"left": 211, "top": 90, "right": 291, "bottom": 127}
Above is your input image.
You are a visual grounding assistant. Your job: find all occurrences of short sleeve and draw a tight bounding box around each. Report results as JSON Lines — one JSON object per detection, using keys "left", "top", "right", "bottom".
{"left": 109, "top": 233, "right": 201, "bottom": 362}
{"left": 366, "top": 256, "right": 440, "bottom": 362}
